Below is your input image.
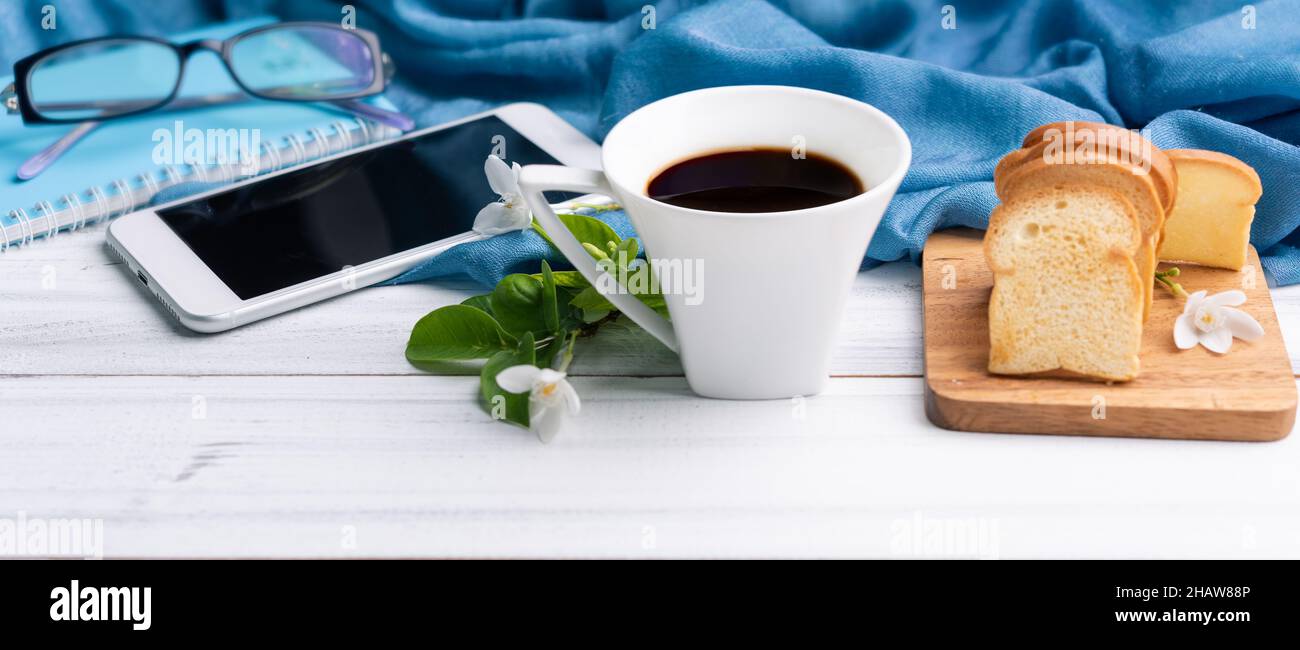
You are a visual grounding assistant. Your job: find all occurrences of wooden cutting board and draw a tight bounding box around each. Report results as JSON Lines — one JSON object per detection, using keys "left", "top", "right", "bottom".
{"left": 922, "top": 227, "right": 1296, "bottom": 441}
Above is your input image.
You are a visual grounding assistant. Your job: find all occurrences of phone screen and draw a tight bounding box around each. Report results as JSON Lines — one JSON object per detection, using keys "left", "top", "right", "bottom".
{"left": 157, "top": 115, "right": 562, "bottom": 300}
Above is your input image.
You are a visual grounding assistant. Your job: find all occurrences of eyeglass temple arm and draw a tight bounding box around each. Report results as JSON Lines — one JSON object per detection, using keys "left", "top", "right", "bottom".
{"left": 16, "top": 121, "right": 97, "bottom": 180}
{"left": 331, "top": 98, "right": 413, "bottom": 131}
{"left": 15, "top": 92, "right": 413, "bottom": 181}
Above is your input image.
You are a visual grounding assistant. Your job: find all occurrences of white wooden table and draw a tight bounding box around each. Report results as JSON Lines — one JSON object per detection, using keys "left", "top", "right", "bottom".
{"left": 3, "top": 225, "right": 1299, "bottom": 559}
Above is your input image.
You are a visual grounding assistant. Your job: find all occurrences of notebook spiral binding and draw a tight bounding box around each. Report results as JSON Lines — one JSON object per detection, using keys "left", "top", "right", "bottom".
{"left": 1, "top": 116, "right": 400, "bottom": 253}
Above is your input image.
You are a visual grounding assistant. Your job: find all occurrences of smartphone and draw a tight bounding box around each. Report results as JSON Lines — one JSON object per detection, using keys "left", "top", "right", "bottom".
{"left": 107, "top": 103, "right": 601, "bottom": 333}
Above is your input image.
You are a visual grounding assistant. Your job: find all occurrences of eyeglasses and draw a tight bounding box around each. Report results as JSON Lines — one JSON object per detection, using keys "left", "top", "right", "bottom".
{"left": 2, "top": 22, "right": 413, "bottom": 178}
{"left": 6, "top": 21, "right": 396, "bottom": 122}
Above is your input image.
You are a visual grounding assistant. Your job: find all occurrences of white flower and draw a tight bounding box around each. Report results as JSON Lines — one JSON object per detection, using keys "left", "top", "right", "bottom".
{"left": 495, "top": 365, "right": 581, "bottom": 443}
{"left": 472, "top": 155, "right": 531, "bottom": 235}
{"left": 1173, "top": 290, "right": 1264, "bottom": 354}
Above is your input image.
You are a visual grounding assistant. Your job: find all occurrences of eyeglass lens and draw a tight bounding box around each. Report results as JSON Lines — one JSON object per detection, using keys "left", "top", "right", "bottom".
{"left": 28, "top": 39, "right": 181, "bottom": 120}
{"left": 229, "top": 26, "right": 376, "bottom": 100}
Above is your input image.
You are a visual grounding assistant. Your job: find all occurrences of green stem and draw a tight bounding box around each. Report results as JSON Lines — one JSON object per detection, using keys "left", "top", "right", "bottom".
{"left": 557, "top": 330, "right": 579, "bottom": 373}
{"left": 1154, "top": 268, "right": 1189, "bottom": 300}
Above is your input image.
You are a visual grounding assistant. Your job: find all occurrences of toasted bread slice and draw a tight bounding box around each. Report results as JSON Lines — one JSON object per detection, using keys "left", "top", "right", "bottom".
{"left": 993, "top": 146, "right": 1036, "bottom": 190}
{"left": 1009, "top": 121, "right": 1177, "bottom": 214}
{"left": 985, "top": 184, "right": 1143, "bottom": 382}
{"left": 1157, "top": 149, "right": 1262, "bottom": 271}
{"left": 999, "top": 157, "right": 1165, "bottom": 320}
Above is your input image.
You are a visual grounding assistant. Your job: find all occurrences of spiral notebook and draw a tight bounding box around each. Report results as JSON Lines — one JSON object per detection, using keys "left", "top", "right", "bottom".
{"left": 0, "top": 16, "right": 403, "bottom": 253}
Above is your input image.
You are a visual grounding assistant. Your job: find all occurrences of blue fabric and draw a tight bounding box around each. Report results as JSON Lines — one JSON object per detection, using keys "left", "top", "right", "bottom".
{"left": 7, "top": 1, "right": 1299, "bottom": 284}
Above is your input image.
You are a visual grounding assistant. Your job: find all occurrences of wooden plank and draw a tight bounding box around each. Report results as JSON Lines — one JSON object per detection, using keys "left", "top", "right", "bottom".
{"left": 1, "top": 374, "right": 1297, "bottom": 558}
{"left": 924, "top": 228, "right": 1296, "bottom": 441}
{"left": 0, "top": 224, "right": 921, "bottom": 377}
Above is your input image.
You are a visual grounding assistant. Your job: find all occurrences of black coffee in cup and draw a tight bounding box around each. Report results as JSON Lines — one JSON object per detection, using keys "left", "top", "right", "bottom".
{"left": 647, "top": 148, "right": 864, "bottom": 213}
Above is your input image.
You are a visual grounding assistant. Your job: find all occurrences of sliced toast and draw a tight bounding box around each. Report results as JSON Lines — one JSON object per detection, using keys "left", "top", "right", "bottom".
{"left": 1157, "top": 149, "right": 1263, "bottom": 271}
{"left": 1015, "top": 121, "right": 1177, "bottom": 214}
{"left": 998, "top": 157, "right": 1165, "bottom": 320}
{"left": 985, "top": 184, "right": 1144, "bottom": 382}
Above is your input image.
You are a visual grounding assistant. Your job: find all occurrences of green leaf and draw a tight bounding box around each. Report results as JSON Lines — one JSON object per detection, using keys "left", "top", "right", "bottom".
{"left": 553, "top": 271, "right": 591, "bottom": 288}
{"left": 532, "top": 270, "right": 589, "bottom": 289}
{"left": 554, "top": 284, "right": 580, "bottom": 308}
{"left": 460, "top": 294, "right": 494, "bottom": 315}
{"left": 534, "top": 212, "right": 621, "bottom": 252}
{"left": 580, "top": 308, "right": 611, "bottom": 323}
{"left": 616, "top": 237, "right": 639, "bottom": 265}
{"left": 570, "top": 286, "right": 616, "bottom": 312}
{"left": 490, "top": 274, "right": 551, "bottom": 337}
{"left": 569, "top": 286, "right": 616, "bottom": 323}
{"left": 406, "top": 305, "right": 517, "bottom": 362}
{"left": 567, "top": 211, "right": 620, "bottom": 248}
{"left": 540, "top": 260, "right": 560, "bottom": 333}
{"left": 555, "top": 286, "right": 587, "bottom": 330}
{"left": 481, "top": 332, "right": 535, "bottom": 428}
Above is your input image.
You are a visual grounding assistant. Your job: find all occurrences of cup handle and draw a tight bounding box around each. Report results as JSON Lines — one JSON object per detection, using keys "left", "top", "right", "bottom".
{"left": 518, "top": 165, "right": 679, "bottom": 352}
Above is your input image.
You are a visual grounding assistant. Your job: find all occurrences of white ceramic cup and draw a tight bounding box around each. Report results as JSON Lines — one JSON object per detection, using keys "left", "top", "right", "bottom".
{"left": 518, "top": 85, "right": 911, "bottom": 399}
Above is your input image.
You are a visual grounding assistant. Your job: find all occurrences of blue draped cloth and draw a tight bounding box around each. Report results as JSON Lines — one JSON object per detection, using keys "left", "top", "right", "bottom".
{"left": 5, "top": 0, "right": 1299, "bottom": 285}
